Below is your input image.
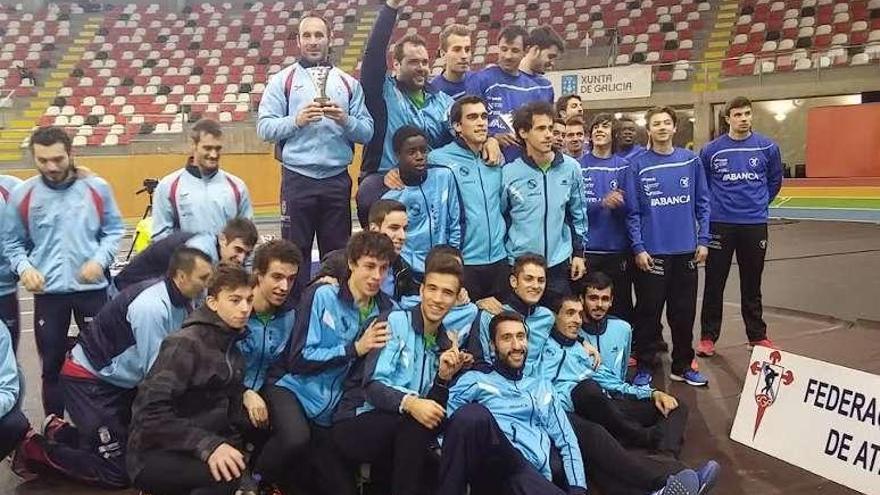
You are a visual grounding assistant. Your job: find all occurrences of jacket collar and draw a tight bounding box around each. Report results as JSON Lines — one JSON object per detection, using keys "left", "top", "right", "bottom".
{"left": 297, "top": 59, "right": 331, "bottom": 69}
{"left": 185, "top": 306, "right": 245, "bottom": 343}
{"left": 185, "top": 157, "right": 218, "bottom": 180}
{"left": 582, "top": 316, "right": 608, "bottom": 337}
{"left": 494, "top": 360, "right": 524, "bottom": 381}
{"left": 504, "top": 293, "right": 539, "bottom": 317}
{"left": 521, "top": 150, "right": 564, "bottom": 171}
{"left": 338, "top": 279, "right": 394, "bottom": 313}
{"left": 164, "top": 278, "right": 191, "bottom": 309}
{"left": 551, "top": 327, "right": 581, "bottom": 347}
{"left": 40, "top": 168, "right": 78, "bottom": 190}
{"left": 453, "top": 137, "right": 482, "bottom": 157}
{"left": 409, "top": 306, "right": 453, "bottom": 350}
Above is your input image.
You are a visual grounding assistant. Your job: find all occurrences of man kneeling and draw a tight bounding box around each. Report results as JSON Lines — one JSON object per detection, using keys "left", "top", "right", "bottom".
{"left": 127, "top": 265, "right": 259, "bottom": 495}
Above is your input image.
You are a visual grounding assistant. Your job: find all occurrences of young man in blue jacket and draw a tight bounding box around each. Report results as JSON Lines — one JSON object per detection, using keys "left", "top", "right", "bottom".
{"left": 151, "top": 119, "right": 253, "bottom": 241}
{"left": 262, "top": 231, "right": 396, "bottom": 485}
{"left": 0, "top": 320, "right": 29, "bottom": 463}
{"left": 502, "top": 101, "right": 588, "bottom": 309}
{"left": 429, "top": 96, "right": 508, "bottom": 301}
{"left": 257, "top": 15, "right": 373, "bottom": 295}
{"left": 113, "top": 217, "right": 258, "bottom": 293}
{"left": 430, "top": 24, "right": 472, "bottom": 100}
{"left": 699, "top": 96, "right": 783, "bottom": 357}
{"left": 441, "top": 311, "right": 587, "bottom": 495}
{"left": 626, "top": 107, "right": 711, "bottom": 388}
{"left": 466, "top": 25, "right": 559, "bottom": 162}
{"left": 1, "top": 126, "right": 125, "bottom": 417}
{"left": 12, "top": 247, "right": 213, "bottom": 487}
{"left": 0, "top": 174, "right": 23, "bottom": 352}
{"left": 328, "top": 250, "right": 472, "bottom": 495}
{"left": 579, "top": 113, "right": 636, "bottom": 322}
{"left": 382, "top": 126, "right": 462, "bottom": 279}
{"left": 544, "top": 295, "right": 720, "bottom": 495}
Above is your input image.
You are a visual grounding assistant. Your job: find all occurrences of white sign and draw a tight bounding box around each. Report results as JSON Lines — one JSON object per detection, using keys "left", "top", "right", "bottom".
{"left": 548, "top": 65, "right": 653, "bottom": 101}
{"left": 731, "top": 348, "right": 880, "bottom": 495}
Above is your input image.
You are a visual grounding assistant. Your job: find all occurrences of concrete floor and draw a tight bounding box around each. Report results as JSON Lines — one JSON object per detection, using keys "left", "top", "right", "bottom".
{"left": 2, "top": 219, "right": 879, "bottom": 495}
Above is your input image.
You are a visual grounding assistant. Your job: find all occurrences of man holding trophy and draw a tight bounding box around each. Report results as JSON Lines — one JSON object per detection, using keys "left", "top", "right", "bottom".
{"left": 257, "top": 15, "right": 374, "bottom": 296}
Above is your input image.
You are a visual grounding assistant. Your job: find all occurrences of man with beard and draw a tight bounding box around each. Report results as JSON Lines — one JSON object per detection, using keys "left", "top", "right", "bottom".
{"left": 151, "top": 119, "right": 253, "bottom": 241}
{"left": 2, "top": 126, "right": 124, "bottom": 417}
{"left": 431, "top": 24, "right": 473, "bottom": 100}
{"left": 502, "top": 102, "right": 587, "bottom": 309}
{"left": 257, "top": 15, "right": 372, "bottom": 296}
{"left": 556, "top": 94, "right": 583, "bottom": 121}
{"left": 381, "top": 126, "right": 462, "bottom": 280}
{"left": 578, "top": 114, "right": 635, "bottom": 321}
{"left": 429, "top": 96, "right": 508, "bottom": 302}
{"left": 328, "top": 250, "right": 472, "bottom": 495}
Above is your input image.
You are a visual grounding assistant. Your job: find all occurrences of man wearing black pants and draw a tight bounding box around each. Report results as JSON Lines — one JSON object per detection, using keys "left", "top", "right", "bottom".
{"left": 698, "top": 96, "right": 783, "bottom": 357}
{"left": 626, "top": 107, "right": 710, "bottom": 388}
{"left": 328, "top": 250, "right": 471, "bottom": 495}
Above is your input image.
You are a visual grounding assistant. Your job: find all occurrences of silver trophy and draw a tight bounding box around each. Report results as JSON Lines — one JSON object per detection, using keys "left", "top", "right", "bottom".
{"left": 306, "top": 64, "right": 332, "bottom": 105}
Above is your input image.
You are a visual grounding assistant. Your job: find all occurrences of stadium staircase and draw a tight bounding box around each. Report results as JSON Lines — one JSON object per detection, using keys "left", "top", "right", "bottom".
{"left": 693, "top": 0, "right": 739, "bottom": 92}
{"left": 338, "top": 6, "right": 377, "bottom": 75}
{"left": 0, "top": 14, "right": 102, "bottom": 163}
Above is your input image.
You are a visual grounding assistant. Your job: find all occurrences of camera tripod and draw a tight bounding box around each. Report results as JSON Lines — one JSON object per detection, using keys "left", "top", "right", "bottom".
{"left": 124, "top": 178, "right": 159, "bottom": 261}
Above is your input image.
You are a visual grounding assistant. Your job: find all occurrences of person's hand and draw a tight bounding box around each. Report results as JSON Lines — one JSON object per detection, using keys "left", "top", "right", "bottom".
{"left": 482, "top": 137, "right": 503, "bottom": 166}
{"left": 456, "top": 287, "right": 471, "bottom": 306}
{"left": 295, "top": 102, "right": 325, "bottom": 127}
{"left": 243, "top": 389, "right": 269, "bottom": 429}
{"left": 635, "top": 252, "right": 654, "bottom": 272}
{"left": 403, "top": 396, "right": 445, "bottom": 429}
{"left": 570, "top": 257, "right": 586, "bottom": 281}
{"left": 583, "top": 341, "right": 602, "bottom": 369}
{"left": 652, "top": 390, "right": 679, "bottom": 417}
{"left": 438, "top": 332, "right": 467, "bottom": 381}
{"left": 78, "top": 260, "right": 105, "bottom": 283}
{"left": 355, "top": 320, "right": 391, "bottom": 356}
{"left": 321, "top": 102, "right": 349, "bottom": 126}
{"left": 693, "top": 245, "right": 708, "bottom": 264}
{"left": 20, "top": 267, "right": 45, "bottom": 293}
{"left": 494, "top": 133, "right": 519, "bottom": 148}
{"left": 476, "top": 296, "right": 504, "bottom": 316}
{"left": 601, "top": 189, "right": 625, "bottom": 209}
{"left": 207, "top": 443, "right": 245, "bottom": 482}
{"left": 384, "top": 168, "right": 404, "bottom": 190}
{"left": 386, "top": 0, "right": 408, "bottom": 8}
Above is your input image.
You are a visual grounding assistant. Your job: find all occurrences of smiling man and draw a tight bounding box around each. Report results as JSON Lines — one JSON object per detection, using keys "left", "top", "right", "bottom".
{"left": 151, "top": 119, "right": 253, "bottom": 241}
{"left": 381, "top": 126, "right": 462, "bottom": 279}
{"left": 257, "top": 15, "right": 373, "bottom": 297}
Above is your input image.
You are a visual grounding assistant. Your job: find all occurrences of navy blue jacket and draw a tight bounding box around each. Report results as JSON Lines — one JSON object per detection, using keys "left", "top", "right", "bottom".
{"left": 114, "top": 232, "right": 218, "bottom": 292}
{"left": 578, "top": 152, "right": 633, "bottom": 253}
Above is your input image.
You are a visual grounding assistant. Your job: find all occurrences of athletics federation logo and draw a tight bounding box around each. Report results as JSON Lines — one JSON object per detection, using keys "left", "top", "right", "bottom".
{"left": 561, "top": 75, "right": 578, "bottom": 96}
{"left": 460, "top": 167, "right": 470, "bottom": 177}
{"left": 680, "top": 177, "right": 689, "bottom": 189}
{"left": 527, "top": 178, "right": 538, "bottom": 189}
{"left": 609, "top": 179, "right": 618, "bottom": 189}
{"left": 749, "top": 350, "right": 795, "bottom": 439}
{"left": 749, "top": 157, "right": 759, "bottom": 168}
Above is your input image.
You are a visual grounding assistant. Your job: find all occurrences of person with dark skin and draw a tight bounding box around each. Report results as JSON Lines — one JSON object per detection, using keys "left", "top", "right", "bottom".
{"left": 616, "top": 115, "right": 645, "bottom": 161}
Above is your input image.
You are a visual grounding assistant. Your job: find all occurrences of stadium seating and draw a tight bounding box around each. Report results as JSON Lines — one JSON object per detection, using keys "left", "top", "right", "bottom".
{"left": 0, "top": 5, "right": 73, "bottom": 98}
{"left": 723, "top": 0, "right": 880, "bottom": 77}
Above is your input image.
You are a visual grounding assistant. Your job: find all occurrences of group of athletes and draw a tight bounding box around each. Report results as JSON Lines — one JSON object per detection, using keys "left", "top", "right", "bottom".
{"left": 0, "top": 0, "right": 786, "bottom": 494}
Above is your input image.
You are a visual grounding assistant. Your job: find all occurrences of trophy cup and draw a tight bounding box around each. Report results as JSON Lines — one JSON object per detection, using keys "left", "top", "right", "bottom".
{"left": 306, "top": 64, "right": 331, "bottom": 105}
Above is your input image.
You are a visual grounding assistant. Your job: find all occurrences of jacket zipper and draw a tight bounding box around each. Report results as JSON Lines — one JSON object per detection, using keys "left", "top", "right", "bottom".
{"left": 476, "top": 156, "right": 492, "bottom": 262}
{"left": 418, "top": 185, "right": 434, "bottom": 248}
{"left": 251, "top": 320, "right": 269, "bottom": 390}
{"left": 417, "top": 334, "right": 428, "bottom": 395}
{"left": 552, "top": 349, "right": 567, "bottom": 382}
{"left": 541, "top": 170, "right": 549, "bottom": 261}
{"left": 224, "top": 339, "right": 235, "bottom": 384}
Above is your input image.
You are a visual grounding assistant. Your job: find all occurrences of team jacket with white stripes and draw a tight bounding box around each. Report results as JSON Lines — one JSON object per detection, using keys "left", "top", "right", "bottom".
{"left": 578, "top": 153, "right": 633, "bottom": 253}
{"left": 430, "top": 72, "right": 470, "bottom": 100}
{"left": 542, "top": 327, "right": 654, "bottom": 414}
{"left": 238, "top": 303, "right": 295, "bottom": 392}
{"left": 465, "top": 66, "right": 555, "bottom": 162}
{"left": 71, "top": 278, "right": 192, "bottom": 389}
{"left": 1, "top": 174, "right": 124, "bottom": 294}
{"left": 113, "top": 231, "right": 218, "bottom": 292}
{"left": 448, "top": 365, "right": 587, "bottom": 490}
{"left": 381, "top": 166, "right": 462, "bottom": 275}
{"left": 0, "top": 320, "right": 20, "bottom": 418}
{"left": 270, "top": 282, "right": 394, "bottom": 426}
{"left": 502, "top": 151, "right": 588, "bottom": 268}
{"left": 428, "top": 139, "right": 506, "bottom": 266}
{"left": 699, "top": 132, "right": 783, "bottom": 224}
{"left": 0, "top": 175, "right": 23, "bottom": 297}
{"left": 581, "top": 315, "right": 636, "bottom": 384}
{"left": 151, "top": 162, "right": 253, "bottom": 241}
{"left": 626, "top": 148, "right": 711, "bottom": 255}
